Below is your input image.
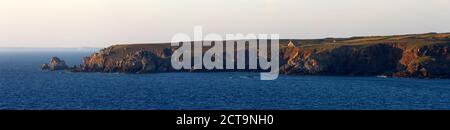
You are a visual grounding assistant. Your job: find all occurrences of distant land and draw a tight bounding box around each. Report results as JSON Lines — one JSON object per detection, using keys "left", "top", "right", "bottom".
{"left": 42, "top": 32, "right": 450, "bottom": 79}
{"left": 0, "top": 47, "right": 99, "bottom": 52}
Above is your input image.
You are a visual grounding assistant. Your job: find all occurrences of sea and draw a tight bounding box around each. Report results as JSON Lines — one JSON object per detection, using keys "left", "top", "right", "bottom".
{"left": 0, "top": 48, "right": 450, "bottom": 110}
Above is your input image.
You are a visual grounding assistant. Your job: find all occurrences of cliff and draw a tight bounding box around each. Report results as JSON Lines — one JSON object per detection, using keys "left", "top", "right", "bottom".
{"left": 69, "top": 33, "right": 450, "bottom": 78}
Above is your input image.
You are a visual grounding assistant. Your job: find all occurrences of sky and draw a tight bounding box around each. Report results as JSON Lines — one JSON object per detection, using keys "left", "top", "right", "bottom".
{"left": 1, "top": 0, "right": 449, "bottom": 48}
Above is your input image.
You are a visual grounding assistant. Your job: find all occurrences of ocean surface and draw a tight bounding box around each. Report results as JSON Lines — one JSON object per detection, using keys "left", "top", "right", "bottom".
{"left": 1, "top": 49, "right": 450, "bottom": 110}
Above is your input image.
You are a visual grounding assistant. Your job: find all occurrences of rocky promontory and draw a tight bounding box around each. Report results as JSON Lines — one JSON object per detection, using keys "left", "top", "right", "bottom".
{"left": 48, "top": 33, "right": 450, "bottom": 78}
{"left": 41, "top": 56, "right": 69, "bottom": 71}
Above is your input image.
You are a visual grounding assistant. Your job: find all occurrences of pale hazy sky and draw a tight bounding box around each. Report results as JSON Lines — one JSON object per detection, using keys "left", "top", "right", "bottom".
{"left": 1, "top": 0, "right": 449, "bottom": 47}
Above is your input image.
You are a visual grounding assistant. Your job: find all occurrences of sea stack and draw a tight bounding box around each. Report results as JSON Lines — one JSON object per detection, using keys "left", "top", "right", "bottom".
{"left": 41, "top": 56, "right": 69, "bottom": 71}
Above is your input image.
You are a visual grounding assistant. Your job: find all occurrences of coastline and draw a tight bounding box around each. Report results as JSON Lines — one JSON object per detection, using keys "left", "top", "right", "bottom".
{"left": 43, "top": 32, "right": 450, "bottom": 79}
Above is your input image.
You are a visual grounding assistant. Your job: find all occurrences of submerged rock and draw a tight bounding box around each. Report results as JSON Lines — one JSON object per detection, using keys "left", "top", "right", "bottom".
{"left": 41, "top": 57, "right": 69, "bottom": 71}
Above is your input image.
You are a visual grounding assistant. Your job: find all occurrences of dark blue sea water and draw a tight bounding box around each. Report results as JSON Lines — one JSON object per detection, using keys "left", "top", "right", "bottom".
{"left": 1, "top": 49, "right": 450, "bottom": 110}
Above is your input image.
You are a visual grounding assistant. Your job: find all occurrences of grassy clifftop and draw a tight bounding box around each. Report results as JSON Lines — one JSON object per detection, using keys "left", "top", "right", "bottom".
{"left": 284, "top": 33, "right": 450, "bottom": 51}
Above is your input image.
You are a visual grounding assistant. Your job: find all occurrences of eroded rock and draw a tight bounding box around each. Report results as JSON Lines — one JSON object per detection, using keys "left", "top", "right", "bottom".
{"left": 41, "top": 57, "right": 69, "bottom": 71}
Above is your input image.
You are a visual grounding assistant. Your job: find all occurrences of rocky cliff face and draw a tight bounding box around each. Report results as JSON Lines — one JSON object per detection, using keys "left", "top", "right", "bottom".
{"left": 393, "top": 43, "right": 450, "bottom": 78}
{"left": 280, "top": 42, "right": 449, "bottom": 78}
{"left": 68, "top": 33, "right": 450, "bottom": 78}
{"left": 72, "top": 44, "right": 174, "bottom": 73}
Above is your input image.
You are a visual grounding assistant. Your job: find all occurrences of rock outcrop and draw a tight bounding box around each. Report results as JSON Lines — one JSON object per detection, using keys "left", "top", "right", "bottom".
{"left": 280, "top": 42, "right": 449, "bottom": 78}
{"left": 71, "top": 44, "right": 174, "bottom": 73}
{"left": 42, "top": 57, "right": 69, "bottom": 71}
{"left": 68, "top": 33, "right": 450, "bottom": 78}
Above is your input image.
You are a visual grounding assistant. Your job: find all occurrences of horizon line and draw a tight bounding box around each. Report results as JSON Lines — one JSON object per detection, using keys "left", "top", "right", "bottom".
{"left": 1, "top": 32, "right": 448, "bottom": 48}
